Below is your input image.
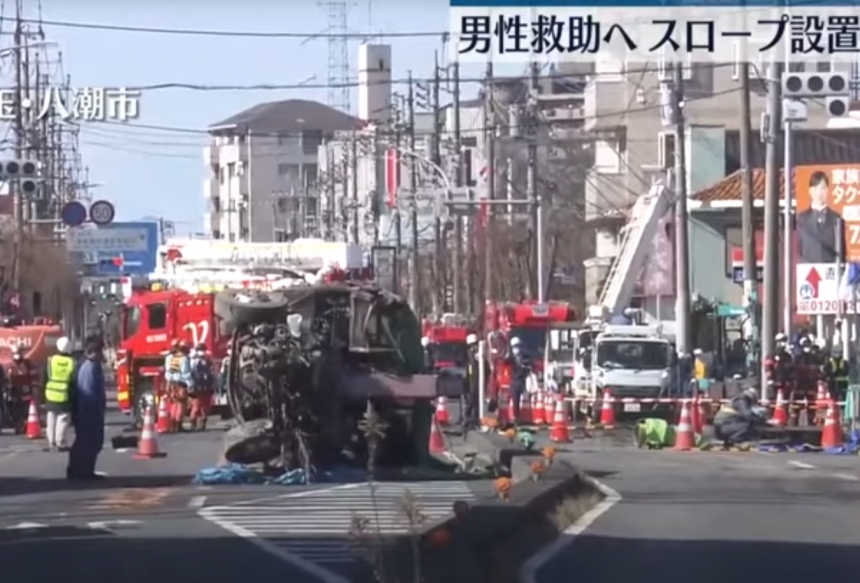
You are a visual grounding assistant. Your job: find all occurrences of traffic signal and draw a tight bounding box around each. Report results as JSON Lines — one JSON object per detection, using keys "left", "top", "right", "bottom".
{"left": 782, "top": 71, "right": 850, "bottom": 117}
{"left": 0, "top": 159, "right": 40, "bottom": 195}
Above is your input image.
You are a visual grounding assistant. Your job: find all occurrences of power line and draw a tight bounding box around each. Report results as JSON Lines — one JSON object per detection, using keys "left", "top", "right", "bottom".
{"left": 10, "top": 17, "right": 444, "bottom": 38}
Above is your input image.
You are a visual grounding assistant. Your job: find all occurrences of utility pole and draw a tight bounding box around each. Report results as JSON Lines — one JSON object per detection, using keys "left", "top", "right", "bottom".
{"left": 527, "top": 60, "right": 540, "bottom": 301}
{"left": 11, "top": 11, "right": 25, "bottom": 291}
{"left": 738, "top": 53, "right": 760, "bottom": 379}
{"left": 431, "top": 52, "right": 445, "bottom": 315}
{"left": 672, "top": 60, "right": 692, "bottom": 355}
{"left": 761, "top": 56, "right": 783, "bottom": 390}
{"left": 350, "top": 131, "right": 359, "bottom": 244}
{"left": 394, "top": 97, "right": 403, "bottom": 261}
{"left": 407, "top": 72, "right": 420, "bottom": 311}
{"left": 452, "top": 60, "right": 464, "bottom": 314}
{"left": 484, "top": 58, "right": 495, "bottom": 309}
{"left": 340, "top": 145, "right": 350, "bottom": 242}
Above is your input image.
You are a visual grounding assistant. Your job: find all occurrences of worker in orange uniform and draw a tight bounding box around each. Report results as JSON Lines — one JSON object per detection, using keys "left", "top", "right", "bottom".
{"left": 7, "top": 345, "right": 36, "bottom": 434}
{"left": 188, "top": 343, "right": 215, "bottom": 431}
{"left": 163, "top": 340, "right": 192, "bottom": 432}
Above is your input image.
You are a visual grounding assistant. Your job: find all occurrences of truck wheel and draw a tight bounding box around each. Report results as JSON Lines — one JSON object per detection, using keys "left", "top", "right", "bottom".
{"left": 222, "top": 419, "right": 278, "bottom": 465}
{"left": 214, "top": 290, "right": 291, "bottom": 328}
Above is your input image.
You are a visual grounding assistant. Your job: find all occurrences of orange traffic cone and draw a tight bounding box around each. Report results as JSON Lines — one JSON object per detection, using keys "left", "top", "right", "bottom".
{"left": 134, "top": 406, "right": 166, "bottom": 459}
{"left": 599, "top": 389, "right": 615, "bottom": 428}
{"left": 429, "top": 414, "right": 446, "bottom": 454}
{"left": 435, "top": 396, "right": 450, "bottom": 426}
{"left": 156, "top": 395, "right": 171, "bottom": 434}
{"left": 532, "top": 393, "right": 546, "bottom": 426}
{"left": 815, "top": 380, "right": 829, "bottom": 425}
{"left": 549, "top": 395, "right": 571, "bottom": 443}
{"left": 673, "top": 400, "right": 695, "bottom": 451}
{"left": 821, "top": 400, "right": 844, "bottom": 449}
{"left": 25, "top": 399, "right": 40, "bottom": 439}
{"left": 544, "top": 393, "right": 554, "bottom": 426}
{"left": 771, "top": 389, "right": 788, "bottom": 428}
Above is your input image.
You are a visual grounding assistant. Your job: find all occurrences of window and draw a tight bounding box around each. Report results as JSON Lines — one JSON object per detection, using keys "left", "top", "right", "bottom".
{"left": 277, "top": 132, "right": 289, "bottom": 145}
{"left": 278, "top": 163, "right": 290, "bottom": 176}
{"left": 302, "top": 164, "right": 318, "bottom": 188}
{"left": 463, "top": 137, "right": 477, "bottom": 147}
{"left": 123, "top": 306, "right": 141, "bottom": 339}
{"left": 658, "top": 131, "right": 676, "bottom": 169}
{"left": 219, "top": 166, "right": 225, "bottom": 184}
{"left": 787, "top": 62, "right": 804, "bottom": 73}
{"left": 817, "top": 61, "right": 833, "bottom": 73}
{"left": 301, "top": 130, "right": 324, "bottom": 155}
{"left": 147, "top": 303, "right": 167, "bottom": 329}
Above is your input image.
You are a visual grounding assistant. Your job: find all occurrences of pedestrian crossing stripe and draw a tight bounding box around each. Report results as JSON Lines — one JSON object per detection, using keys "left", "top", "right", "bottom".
{"left": 199, "top": 481, "right": 475, "bottom": 580}
{"left": 85, "top": 487, "right": 174, "bottom": 511}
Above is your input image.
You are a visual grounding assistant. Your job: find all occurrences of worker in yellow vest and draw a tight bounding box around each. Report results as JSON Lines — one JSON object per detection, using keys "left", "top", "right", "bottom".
{"left": 44, "top": 337, "right": 76, "bottom": 451}
{"left": 693, "top": 349, "right": 708, "bottom": 382}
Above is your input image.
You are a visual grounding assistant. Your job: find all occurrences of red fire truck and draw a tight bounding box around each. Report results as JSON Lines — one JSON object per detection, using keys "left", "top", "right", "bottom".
{"left": 484, "top": 301, "right": 576, "bottom": 401}
{"left": 422, "top": 313, "right": 472, "bottom": 370}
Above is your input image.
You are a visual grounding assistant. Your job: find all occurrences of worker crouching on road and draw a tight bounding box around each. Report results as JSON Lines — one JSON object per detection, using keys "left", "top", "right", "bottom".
{"left": 188, "top": 343, "right": 215, "bottom": 431}
{"left": 713, "top": 387, "right": 767, "bottom": 448}
{"left": 164, "top": 340, "right": 192, "bottom": 433}
{"left": 44, "top": 338, "right": 75, "bottom": 451}
{"left": 7, "top": 345, "right": 36, "bottom": 435}
{"left": 67, "top": 338, "right": 106, "bottom": 481}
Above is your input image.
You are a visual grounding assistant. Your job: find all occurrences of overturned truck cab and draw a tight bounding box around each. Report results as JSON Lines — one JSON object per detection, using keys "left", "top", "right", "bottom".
{"left": 217, "top": 282, "right": 438, "bottom": 471}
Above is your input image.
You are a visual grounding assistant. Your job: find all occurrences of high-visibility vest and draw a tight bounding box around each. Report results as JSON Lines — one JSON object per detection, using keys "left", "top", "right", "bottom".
{"left": 168, "top": 354, "right": 184, "bottom": 374}
{"left": 45, "top": 354, "right": 75, "bottom": 404}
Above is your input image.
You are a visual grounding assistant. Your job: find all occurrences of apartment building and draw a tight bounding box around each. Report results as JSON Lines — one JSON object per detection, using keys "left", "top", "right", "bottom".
{"left": 203, "top": 99, "right": 361, "bottom": 242}
{"left": 581, "top": 56, "right": 852, "bottom": 304}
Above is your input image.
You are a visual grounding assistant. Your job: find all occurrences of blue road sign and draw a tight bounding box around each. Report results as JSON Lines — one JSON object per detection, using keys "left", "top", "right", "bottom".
{"left": 61, "top": 201, "right": 87, "bottom": 227}
{"left": 94, "top": 221, "right": 159, "bottom": 276}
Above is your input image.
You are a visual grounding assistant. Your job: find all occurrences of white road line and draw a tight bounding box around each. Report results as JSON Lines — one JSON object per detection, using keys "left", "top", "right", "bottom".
{"left": 832, "top": 473, "right": 859, "bottom": 481}
{"left": 188, "top": 495, "right": 207, "bottom": 508}
{"left": 519, "top": 477, "right": 622, "bottom": 583}
{"left": 200, "top": 481, "right": 474, "bottom": 583}
{"left": 788, "top": 460, "right": 817, "bottom": 470}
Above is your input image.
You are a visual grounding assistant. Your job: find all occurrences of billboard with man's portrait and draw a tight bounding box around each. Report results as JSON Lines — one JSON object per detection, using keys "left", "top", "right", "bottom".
{"left": 794, "top": 165, "right": 854, "bottom": 264}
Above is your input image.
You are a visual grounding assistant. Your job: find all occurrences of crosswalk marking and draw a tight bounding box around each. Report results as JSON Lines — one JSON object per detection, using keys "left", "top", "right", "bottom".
{"left": 200, "top": 481, "right": 475, "bottom": 579}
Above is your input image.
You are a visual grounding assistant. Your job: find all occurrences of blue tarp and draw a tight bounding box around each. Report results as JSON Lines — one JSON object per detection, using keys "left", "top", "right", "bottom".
{"left": 191, "top": 464, "right": 367, "bottom": 486}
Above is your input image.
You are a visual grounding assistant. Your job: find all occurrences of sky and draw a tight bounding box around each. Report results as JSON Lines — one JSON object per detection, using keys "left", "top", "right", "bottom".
{"left": 16, "top": 0, "right": 491, "bottom": 234}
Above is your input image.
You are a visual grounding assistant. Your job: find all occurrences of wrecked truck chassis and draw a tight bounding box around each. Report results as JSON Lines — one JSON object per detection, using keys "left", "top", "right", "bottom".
{"left": 216, "top": 285, "right": 437, "bottom": 470}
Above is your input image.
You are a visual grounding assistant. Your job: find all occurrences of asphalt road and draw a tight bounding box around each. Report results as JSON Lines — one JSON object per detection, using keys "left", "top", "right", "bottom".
{"left": 0, "top": 391, "right": 492, "bottom": 583}
{"left": 529, "top": 438, "right": 860, "bottom": 583}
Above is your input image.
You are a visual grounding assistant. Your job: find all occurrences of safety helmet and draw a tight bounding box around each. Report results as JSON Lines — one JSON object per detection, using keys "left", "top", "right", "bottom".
{"left": 510, "top": 337, "right": 522, "bottom": 348}
{"left": 421, "top": 336, "right": 431, "bottom": 347}
{"left": 170, "top": 339, "right": 181, "bottom": 349}
{"left": 56, "top": 336, "right": 70, "bottom": 354}
{"left": 743, "top": 387, "right": 759, "bottom": 402}
{"left": 466, "top": 333, "right": 478, "bottom": 346}
{"left": 693, "top": 348, "right": 703, "bottom": 356}
{"left": 195, "top": 342, "right": 206, "bottom": 352}
{"left": 774, "top": 333, "right": 787, "bottom": 343}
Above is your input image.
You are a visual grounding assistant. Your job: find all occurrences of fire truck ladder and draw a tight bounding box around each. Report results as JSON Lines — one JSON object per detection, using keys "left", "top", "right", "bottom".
{"left": 598, "top": 182, "right": 672, "bottom": 316}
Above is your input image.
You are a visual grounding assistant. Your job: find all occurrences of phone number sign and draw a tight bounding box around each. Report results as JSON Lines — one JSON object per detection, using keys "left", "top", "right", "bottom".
{"left": 795, "top": 262, "right": 857, "bottom": 315}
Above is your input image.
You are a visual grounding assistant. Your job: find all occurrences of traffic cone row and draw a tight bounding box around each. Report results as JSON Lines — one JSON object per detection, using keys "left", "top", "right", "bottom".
{"left": 428, "top": 413, "right": 446, "bottom": 454}
{"left": 156, "top": 395, "right": 171, "bottom": 434}
{"left": 815, "top": 381, "right": 829, "bottom": 426}
{"left": 134, "top": 406, "right": 166, "bottom": 459}
{"left": 435, "top": 396, "right": 450, "bottom": 426}
{"left": 821, "top": 399, "right": 844, "bottom": 449}
{"left": 549, "top": 396, "right": 571, "bottom": 443}
{"left": 532, "top": 393, "right": 546, "bottom": 426}
{"left": 599, "top": 390, "right": 615, "bottom": 428}
{"left": 673, "top": 400, "right": 695, "bottom": 451}
{"left": 771, "top": 388, "right": 788, "bottom": 428}
{"left": 25, "top": 399, "right": 41, "bottom": 439}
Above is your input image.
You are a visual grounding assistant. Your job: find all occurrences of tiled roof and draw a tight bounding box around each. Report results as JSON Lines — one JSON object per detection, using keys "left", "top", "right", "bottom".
{"left": 210, "top": 99, "right": 362, "bottom": 134}
{"left": 692, "top": 168, "right": 789, "bottom": 202}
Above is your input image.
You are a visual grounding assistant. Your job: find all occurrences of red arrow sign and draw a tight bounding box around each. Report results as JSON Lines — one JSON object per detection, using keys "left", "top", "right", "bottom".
{"left": 806, "top": 267, "right": 822, "bottom": 296}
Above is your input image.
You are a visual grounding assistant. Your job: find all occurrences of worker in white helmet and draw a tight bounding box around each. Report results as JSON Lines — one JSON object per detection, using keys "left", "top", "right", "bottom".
{"left": 506, "top": 336, "right": 532, "bottom": 427}
{"left": 44, "top": 337, "right": 75, "bottom": 451}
